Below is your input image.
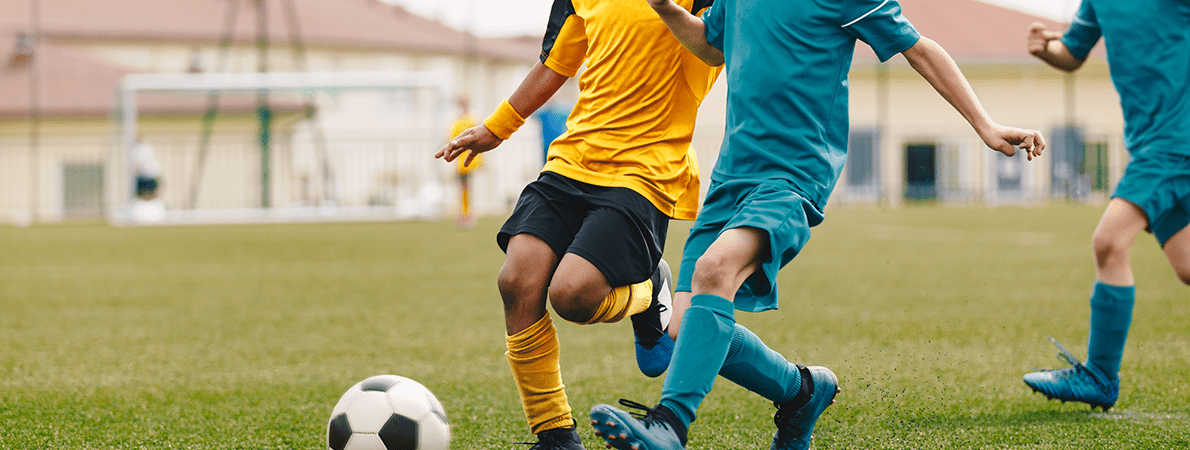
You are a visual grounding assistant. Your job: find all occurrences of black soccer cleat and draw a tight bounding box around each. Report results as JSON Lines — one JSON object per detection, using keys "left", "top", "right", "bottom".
{"left": 518, "top": 424, "right": 585, "bottom": 450}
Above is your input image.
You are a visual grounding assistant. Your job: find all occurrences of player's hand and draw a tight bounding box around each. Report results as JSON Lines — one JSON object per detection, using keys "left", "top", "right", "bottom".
{"left": 980, "top": 124, "right": 1046, "bottom": 161}
{"left": 435, "top": 124, "right": 503, "bottom": 167}
{"left": 1026, "top": 22, "right": 1063, "bottom": 57}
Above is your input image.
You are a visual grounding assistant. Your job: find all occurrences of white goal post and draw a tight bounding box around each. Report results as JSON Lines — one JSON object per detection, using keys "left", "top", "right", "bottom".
{"left": 110, "top": 71, "right": 453, "bottom": 226}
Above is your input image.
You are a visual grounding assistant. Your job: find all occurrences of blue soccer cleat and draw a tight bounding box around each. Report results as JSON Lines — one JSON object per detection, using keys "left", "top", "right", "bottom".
{"left": 631, "top": 259, "right": 675, "bottom": 378}
{"left": 771, "top": 366, "right": 840, "bottom": 450}
{"left": 1023, "top": 336, "right": 1119, "bottom": 411}
{"left": 590, "top": 400, "right": 686, "bottom": 450}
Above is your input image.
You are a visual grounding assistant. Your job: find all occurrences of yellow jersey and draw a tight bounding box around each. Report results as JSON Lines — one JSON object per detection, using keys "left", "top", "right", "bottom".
{"left": 539, "top": 0, "right": 719, "bottom": 220}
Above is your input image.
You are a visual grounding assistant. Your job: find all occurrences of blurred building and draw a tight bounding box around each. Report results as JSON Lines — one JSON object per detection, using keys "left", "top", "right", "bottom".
{"left": 1, "top": 0, "right": 544, "bottom": 224}
{"left": 2, "top": 0, "right": 1124, "bottom": 225}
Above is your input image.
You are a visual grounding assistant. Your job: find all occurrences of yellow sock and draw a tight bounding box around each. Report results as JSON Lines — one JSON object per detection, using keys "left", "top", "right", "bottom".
{"left": 580, "top": 279, "right": 653, "bottom": 324}
{"left": 626, "top": 279, "right": 654, "bottom": 316}
{"left": 506, "top": 314, "right": 572, "bottom": 434}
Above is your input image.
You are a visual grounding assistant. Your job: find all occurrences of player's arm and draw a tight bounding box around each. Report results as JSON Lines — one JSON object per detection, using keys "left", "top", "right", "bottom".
{"left": 1026, "top": 22, "right": 1085, "bottom": 72}
{"left": 901, "top": 36, "right": 1046, "bottom": 160}
{"left": 435, "top": 62, "right": 569, "bottom": 166}
{"left": 647, "top": 0, "right": 724, "bottom": 66}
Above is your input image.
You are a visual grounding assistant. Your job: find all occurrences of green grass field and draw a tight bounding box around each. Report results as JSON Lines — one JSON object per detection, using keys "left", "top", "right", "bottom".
{"left": 2, "top": 204, "right": 1187, "bottom": 449}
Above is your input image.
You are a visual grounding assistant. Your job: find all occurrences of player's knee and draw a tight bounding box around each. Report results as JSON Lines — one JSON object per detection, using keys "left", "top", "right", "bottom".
{"left": 551, "top": 304, "right": 589, "bottom": 324}
{"left": 496, "top": 267, "right": 539, "bottom": 308}
{"left": 691, "top": 254, "right": 732, "bottom": 293}
{"left": 1092, "top": 231, "right": 1129, "bottom": 269}
{"left": 1173, "top": 265, "right": 1190, "bottom": 286}
{"left": 546, "top": 282, "right": 589, "bottom": 323}
{"left": 1178, "top": 271, "right": 1190, "bottom": 286}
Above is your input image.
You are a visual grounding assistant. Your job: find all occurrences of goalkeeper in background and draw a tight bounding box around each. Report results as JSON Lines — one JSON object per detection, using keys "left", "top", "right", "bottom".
{"left": 435, "top": 0, "right": 721, "bottom": 448}
{"left": 449, "top": 96, "right": 483, "bottom": 228}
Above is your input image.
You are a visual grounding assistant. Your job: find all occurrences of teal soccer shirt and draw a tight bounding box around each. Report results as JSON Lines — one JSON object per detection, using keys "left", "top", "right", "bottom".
{"left": 702, "top": 0, "right": 920, "bottom": 210}
{"left": 1062, "top": 0, "right": 1190, "bottom": 156}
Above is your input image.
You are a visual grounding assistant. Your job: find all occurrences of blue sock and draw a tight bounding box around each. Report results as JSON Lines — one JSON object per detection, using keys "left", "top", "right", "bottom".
{"left": 718, "top": 324, "right": 801, "bottom": 403}
{"left": 659, "top": 294, "right": 735, "bottom": 428}
{"left": 1087, "top": 281, "right": 1135, "bottom": 380}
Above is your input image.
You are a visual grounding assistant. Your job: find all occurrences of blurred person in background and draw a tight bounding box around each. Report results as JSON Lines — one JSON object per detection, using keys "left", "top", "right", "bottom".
{"left": 130, "top": 136, "right": 166, "bottom": 223}
{"left": 535, "top": 100, "right": 571, "bottom": 167}
{"left": 449, "top": 96, "right": 483, "bottom": 228}
{"left": 133, "top": 135, "right": 162, "bottom": 201}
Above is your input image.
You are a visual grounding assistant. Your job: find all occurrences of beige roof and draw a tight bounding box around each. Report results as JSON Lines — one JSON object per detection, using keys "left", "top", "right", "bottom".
{"left": 0, "top": 0, "right": 539, "bottom": 117}
{"left": 0, "top": 0, "right": 539, "bottom": 61}
{"left": 0, "top": 0, "right": 1076, "bottom": 65}
{"left": 855, "top": 0, "right": 1073, "bottom": 62}
{"left": 1, "top": 0, "right": 1097, "bottom": 118}
{"left": 0, "top": 37, "right": 302, "bottom": 118}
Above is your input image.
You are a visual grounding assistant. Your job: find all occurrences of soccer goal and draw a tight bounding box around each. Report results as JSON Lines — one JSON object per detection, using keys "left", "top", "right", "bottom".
{"left": 109, "top": 71, "right": 458, "bottom": 226}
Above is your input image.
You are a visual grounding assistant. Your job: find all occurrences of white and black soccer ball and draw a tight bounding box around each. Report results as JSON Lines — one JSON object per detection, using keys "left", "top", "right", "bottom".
{"left": 327, "top": 375, "right": 451, "bottom": 450}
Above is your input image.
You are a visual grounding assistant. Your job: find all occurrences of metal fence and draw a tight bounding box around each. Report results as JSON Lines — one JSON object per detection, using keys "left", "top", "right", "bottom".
{"left": 1, "top": 127, "right": 544, "bottom": 226}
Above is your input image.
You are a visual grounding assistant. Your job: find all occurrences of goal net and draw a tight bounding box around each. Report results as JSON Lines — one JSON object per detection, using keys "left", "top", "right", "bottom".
{"left": 110, "top": 71, "right": 529, "bottom": 226}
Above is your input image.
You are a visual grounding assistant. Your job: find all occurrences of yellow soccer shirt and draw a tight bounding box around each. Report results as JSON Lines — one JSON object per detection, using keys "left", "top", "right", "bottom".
{"left": 449, "top": 114, "right": 483, "bottom": 175}
{"left": 539, "top": 0, "right": 720, "bottom": 220}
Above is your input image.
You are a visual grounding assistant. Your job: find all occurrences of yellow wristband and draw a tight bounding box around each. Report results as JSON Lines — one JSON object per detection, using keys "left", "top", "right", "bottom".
{"left": 483, "top": 100, "right": 526, "bottom": 140}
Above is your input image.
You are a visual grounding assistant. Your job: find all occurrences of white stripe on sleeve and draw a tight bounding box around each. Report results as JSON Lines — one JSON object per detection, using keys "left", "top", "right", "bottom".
{"left": 842, "top": 0, "right": 890, "bottom": 28}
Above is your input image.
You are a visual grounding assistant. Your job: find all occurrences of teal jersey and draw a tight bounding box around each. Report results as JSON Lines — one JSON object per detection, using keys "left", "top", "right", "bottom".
{"left": 1062, "top": 0, "right": 1190, "bottom": 156}
{"left": 701, "top": 0, "right": 919, "bottom": 210}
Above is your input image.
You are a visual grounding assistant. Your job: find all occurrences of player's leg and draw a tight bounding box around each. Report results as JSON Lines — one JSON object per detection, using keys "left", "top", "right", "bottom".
{"left": 499, "top": 234, "right": 560, "bottom": 335}
{"left": 1091, "top": 198, "right": 1148, "bottom": 286}
{"left": 588, "top": 182, "right": 745, "bottom": 449}
{"left": 1087, "top": 198, "right": 1147, "bottom": 380}
{"left": 679, "top": 192, "right": 836, "bottom": 450}
{"left": 668, "top": 295, "right": 836, "bottom": 449}
{"left": 1149, "top": 155, "right": 1190, "bottom": 285}
{"left": 546, "top": 186, "right": 675, "bottom": 377}
{"left": 590, "top": 226, "right": 765, "bottom": 450}
{"left": 457, "top": 175, "right": 474, "bottom": 228}
{"left": 498, "top": 234, "right": 584, "bottom": 449}
{"left": 1162, "top": 224, "right": 1190, "bottom": 285}
{"left": 549, "top": 252, "right": 674, "bottom": 377}
{"left": 547, "top": 253, "right": 617, "bottom": 323}
{"left": 1024, "top": 150, "right": 1190, "bottom": 409}
{"left": 632, "top": 257, "right": 676, "bottom": 377}
{"left": 592, "top": 183, "right": 836, "bottom": 450}
{"left": 495, "top": 174, "right": 588, "bottom": 448}
{"left": 591, "top": 226, "right": 830, "bottom": 450}
{"left": 1024, "top": 198, "right": 1146, "bottom": 410}
{"left": 549, "top": 252, "right": 660, "bottom": 325}
{"left": 719, "top": 327, "right": 838, "bottom": 450}
{"left": 666, "top": 291, "right": 690, "bottom": 340}
{"left": 662, "top": 225, "right": 768, "bottom": 416}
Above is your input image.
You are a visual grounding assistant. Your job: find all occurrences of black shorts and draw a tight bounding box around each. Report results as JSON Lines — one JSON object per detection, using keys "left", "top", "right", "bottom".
{"left": 497, "top": 172, "right": 669, "bottom": 287}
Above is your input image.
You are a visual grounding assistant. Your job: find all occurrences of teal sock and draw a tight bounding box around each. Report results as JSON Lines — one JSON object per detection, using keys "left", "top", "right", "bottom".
{"left": 1087, "top": 281, "right": 1135, "bottom": 380}
{"left": 718, "top": 324, "right": 801, "bottom": 403}
{"left": 659, "top": 294, "right": 735, "bottom": 428}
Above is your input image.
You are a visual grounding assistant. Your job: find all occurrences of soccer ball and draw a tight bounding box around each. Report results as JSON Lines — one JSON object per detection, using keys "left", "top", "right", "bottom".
{"left": 327, "top": 375, "right": 451, "bottom": 450}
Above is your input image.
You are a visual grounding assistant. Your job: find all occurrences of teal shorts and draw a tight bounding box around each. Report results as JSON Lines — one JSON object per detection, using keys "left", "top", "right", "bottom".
{"left": 1112, "top": 150, "right": 1190, "bottom": 246}
{"left": 676, "top": 179, "right": 824, "bottom": 313}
